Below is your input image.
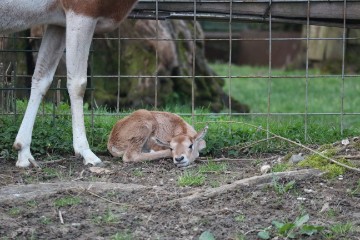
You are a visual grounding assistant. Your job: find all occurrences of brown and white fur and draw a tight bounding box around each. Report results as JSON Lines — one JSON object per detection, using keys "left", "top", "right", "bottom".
{"left": 0, "top": 0, "right": 138, "bottom": 167}
{"left": 108, "top": 109, "right": 208, "bottom": 167}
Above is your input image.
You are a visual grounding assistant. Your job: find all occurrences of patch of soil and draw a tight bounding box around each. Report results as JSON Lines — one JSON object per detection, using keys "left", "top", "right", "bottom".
{"left": 0, "top": 151, "right": 359, "bottom": 239}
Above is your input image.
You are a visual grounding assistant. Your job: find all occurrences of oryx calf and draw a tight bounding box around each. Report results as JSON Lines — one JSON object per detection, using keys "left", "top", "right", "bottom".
{"left": 108, "top": 109, "right": 208, "bottom": 167}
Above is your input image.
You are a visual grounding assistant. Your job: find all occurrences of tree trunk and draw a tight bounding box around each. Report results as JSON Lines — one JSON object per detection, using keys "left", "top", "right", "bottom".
{"left": 24, "top": 20, "right": 249, "bottom": 112}
{"left": 92, "top": 19, "right": 249, "bottom": 113}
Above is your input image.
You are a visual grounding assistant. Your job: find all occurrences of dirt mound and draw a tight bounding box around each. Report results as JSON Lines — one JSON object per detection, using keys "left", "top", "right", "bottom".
{"left": 0, "top": 154, "right": 359, "bottom": 239}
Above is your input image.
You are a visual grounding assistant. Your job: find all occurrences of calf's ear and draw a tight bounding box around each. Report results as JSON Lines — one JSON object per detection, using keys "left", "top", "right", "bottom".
{"left": 197, "top": 140, "right": 206, "bottom": 151}
{"left": 195, "top": 125, "right": 208, "bottom": 142}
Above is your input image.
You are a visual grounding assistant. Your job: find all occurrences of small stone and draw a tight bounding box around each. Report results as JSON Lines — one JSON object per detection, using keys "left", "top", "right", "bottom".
{"left": 276, "top": 157, "right": 283, "bottom": 163}
{"left": 297, "top": 197, "right": 306, "bottom": 201}
{"left": 260, "top": 164, "right": 271, "bottom": 174}
{"left": 304, "top": 189, "right": 315, "bottom": 193}
{"left": 341, "top": 139, "right": 350, "bottom": 146}
{"left": 289, "top": 153, "right": 305, "bottom": 164}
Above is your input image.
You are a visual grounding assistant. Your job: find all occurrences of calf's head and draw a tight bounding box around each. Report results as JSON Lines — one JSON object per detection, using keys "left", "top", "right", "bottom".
{"left": 156, "top": 126, "right": 208, "bottom": 167}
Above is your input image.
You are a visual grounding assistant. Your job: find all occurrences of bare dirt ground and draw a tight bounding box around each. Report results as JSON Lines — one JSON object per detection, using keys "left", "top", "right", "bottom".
{"left": 0, "top": 149, "right": 360, "bottom": 240}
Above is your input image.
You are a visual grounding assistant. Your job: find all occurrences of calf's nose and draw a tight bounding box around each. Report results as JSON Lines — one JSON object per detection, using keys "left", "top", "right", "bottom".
{"left": 175, "top": 156, "right": 184, "bottom": 162}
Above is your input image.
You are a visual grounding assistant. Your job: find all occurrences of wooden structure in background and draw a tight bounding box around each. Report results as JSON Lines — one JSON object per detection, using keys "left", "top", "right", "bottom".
{"left": 132, "top": 0, "right": 360, "bottom": 29}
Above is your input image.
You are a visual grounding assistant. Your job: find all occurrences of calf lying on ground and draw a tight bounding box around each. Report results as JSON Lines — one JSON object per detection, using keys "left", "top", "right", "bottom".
{"left": 107, "top": 109, "right": 208, "bottom": 167}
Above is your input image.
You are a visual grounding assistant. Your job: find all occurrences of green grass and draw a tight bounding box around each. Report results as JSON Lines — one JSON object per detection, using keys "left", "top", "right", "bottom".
{"left": 177, "top": 162, "right": 229, "bottom": 187}
{"left": 93, "top": 209, "right": 120, "bottom": 224}
{"left": 112, "top": 232, "right": 133, "bottom": 240}
{"left": 347, "top": 179, "right": 360, "bottom": 196}
{"left": 234, "top": 214, "right": 246, "bottom": 223}
{"left": 1, "top": 65, "right": 360, "bottom": 160}
{"left": 198, "top": 161, "right": 227, "bottom": 173}
{"left": 40, "top": 216, "right": 52, "bottom": 225}
{"left": 26, "top": 200, "right": 38, "bottom": 208}
{"left": 212, "top": 64, "right": 360, "bottom": 114}
{"left": 8, "top": 207, "right": 21, "bottom": 217}
{"left": 298, "top": 149, "right": 353, "bottom": 178}
{"left": 54, "top": 196, "right": 81, "bottom": 208}
{"left": 177, "top": 171, "right": 206, "bottom": 187}
{"left": 329, "top": 222, "right": 354, "bottom": 236}
{"left": 272, "top": 163, "right": 291, "bottom": 173}
{"left": 211, "top": 63, "right": 360, "bottom": 140}
{"left": 132, "top": 169, "right": 144, "bottom": 177}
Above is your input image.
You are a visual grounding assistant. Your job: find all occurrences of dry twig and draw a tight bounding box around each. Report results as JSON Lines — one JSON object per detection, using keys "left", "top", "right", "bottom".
{"left": 336, "top": 155, "right": 360, "bottom": 160}
{"left": 37, "top": 158, "right": 69, "bottom": 165}
{"left": 58, "top": 210, "right": 64, "bottom": 224}
{"left": 81, "top": 186, "right": 128, "bottom": 206}
{"left": 198, "top": 156, "right": 278, "bottom": 162}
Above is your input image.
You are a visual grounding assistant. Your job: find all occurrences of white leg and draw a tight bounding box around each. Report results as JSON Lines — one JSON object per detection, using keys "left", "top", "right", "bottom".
{"left": 13, "top": 25, "right": 66, "bottom": 167}
{"left": 65, "top": 12, "right": 101, "bottom": 166}
{"left": 123, "top": 148, "right": 172, "bottom": 162}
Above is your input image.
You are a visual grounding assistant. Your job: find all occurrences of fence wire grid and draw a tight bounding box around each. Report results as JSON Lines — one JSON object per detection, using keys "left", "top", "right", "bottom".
{"left": 1, "top": 0, "right": 360, "bottom": 141}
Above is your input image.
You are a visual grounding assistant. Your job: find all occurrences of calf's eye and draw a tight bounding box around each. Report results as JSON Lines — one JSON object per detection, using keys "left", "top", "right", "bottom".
{"left": 189, "top": 144, "right": 193, "bottom": 149}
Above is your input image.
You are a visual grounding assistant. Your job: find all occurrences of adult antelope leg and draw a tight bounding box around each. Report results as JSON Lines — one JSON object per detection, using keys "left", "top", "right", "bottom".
{"left": 65, "top": 12, "right": 101, "bottom": 166}
{"left": 13, "top": 25, "right": 66, "bottom": 167}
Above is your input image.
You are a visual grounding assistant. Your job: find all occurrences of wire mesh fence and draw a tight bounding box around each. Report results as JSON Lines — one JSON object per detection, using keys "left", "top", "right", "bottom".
{"left": 1, "top": 0, "right": 360, "bottom": 141}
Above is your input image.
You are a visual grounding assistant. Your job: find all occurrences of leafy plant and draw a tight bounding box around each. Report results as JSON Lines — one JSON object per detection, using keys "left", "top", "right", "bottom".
{"left": 112, "top": 231, "right": 133, "bottom": 240}
{"left": 94, "top": 209, "right": 119, "bottom": 224}
{"left": 258, "top": 214, "right": 324, "bottom": 239}
{"left": 271, "top": 176, "right": 296, "bottom": 195}
{"left": 257, "top": 228, "right": 271, "bottom": 240}
{"left": 199, "top": 230, "right": 215, "bottom": 240}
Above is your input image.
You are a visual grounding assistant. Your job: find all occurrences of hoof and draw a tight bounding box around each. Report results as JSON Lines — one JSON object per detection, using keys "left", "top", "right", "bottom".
{"left": 16, "top": 148, "right": 36, "bottom": 168}
{"left": 81, "top": 149, "right": 103, "bottom": 166}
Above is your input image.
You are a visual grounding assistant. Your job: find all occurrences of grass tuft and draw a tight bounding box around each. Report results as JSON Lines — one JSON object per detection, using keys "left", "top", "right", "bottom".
{"left": 298, "top": 149, "right": 353, "bottom": 178}
{"left": 177, "top": 171, "right": 205, "bottom": 187}
{"left": 54, "top": 196, "right": 81, "bottom": 208}
{"left": 198, "top": 161, "right": 227, "bottom": 173}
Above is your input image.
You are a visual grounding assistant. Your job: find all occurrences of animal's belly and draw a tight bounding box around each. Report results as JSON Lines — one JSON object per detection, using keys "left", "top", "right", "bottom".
{"left": 94, "top": 18, "right": 119, "bottom": 33}
{"left": 0, "top": 0, "right": 65, "bottom": 34}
